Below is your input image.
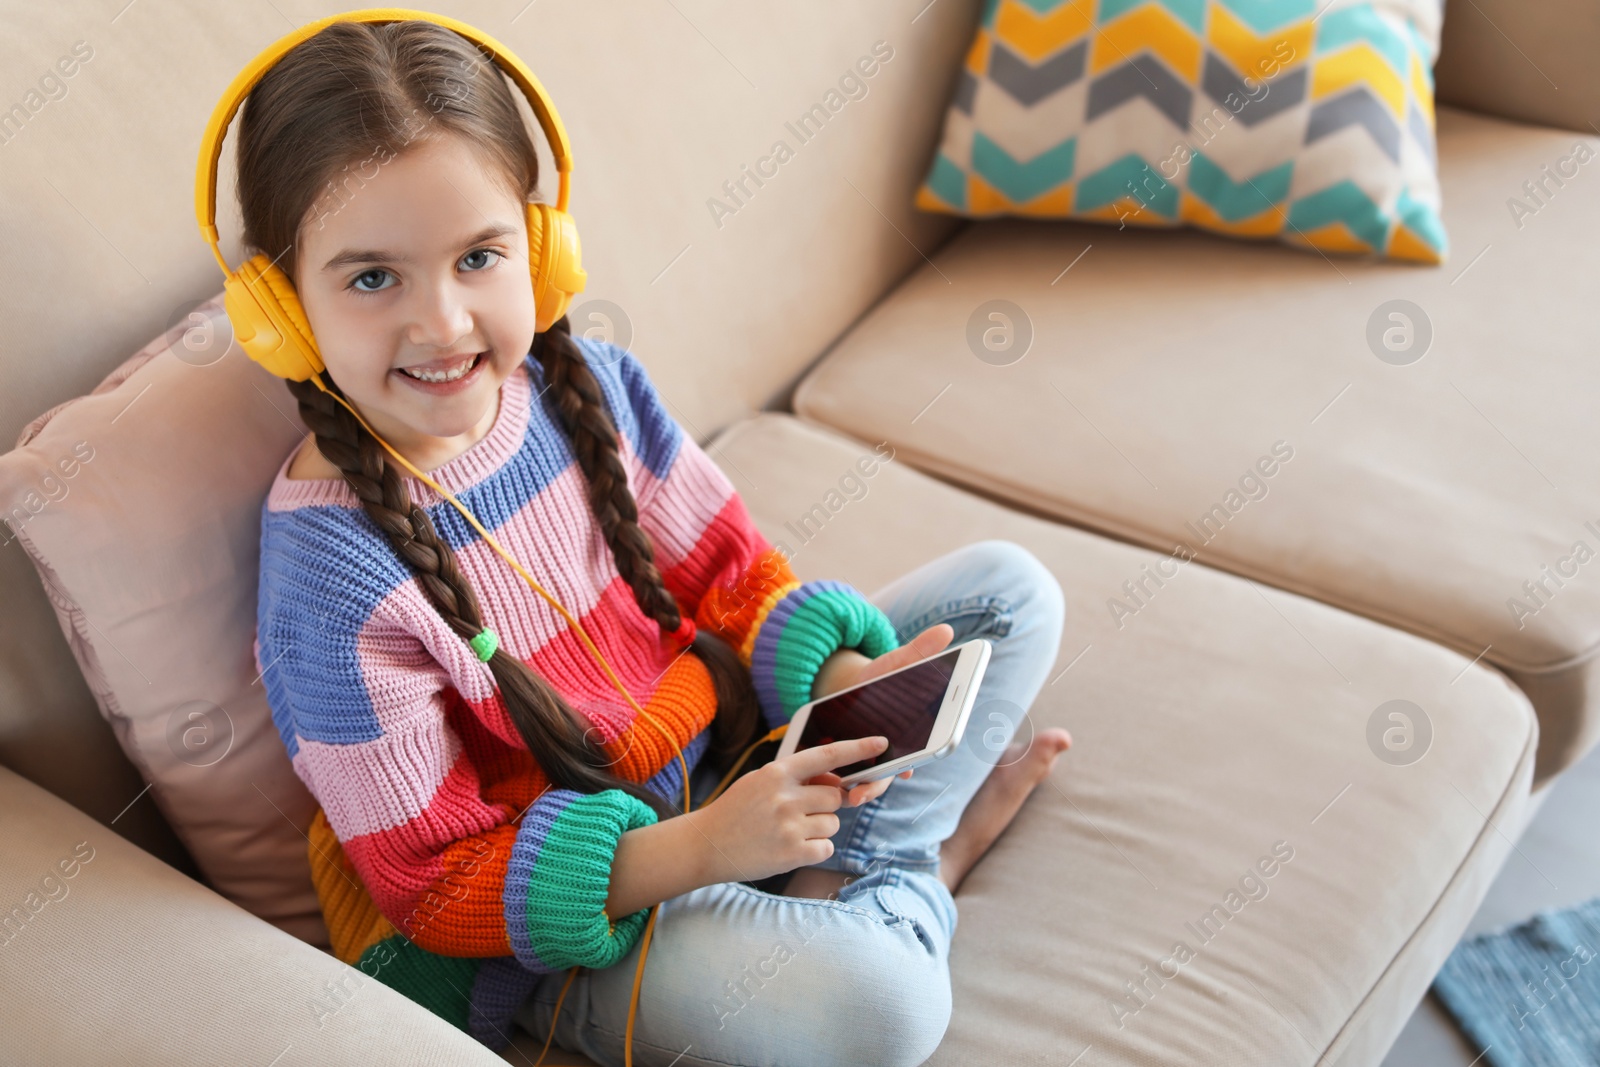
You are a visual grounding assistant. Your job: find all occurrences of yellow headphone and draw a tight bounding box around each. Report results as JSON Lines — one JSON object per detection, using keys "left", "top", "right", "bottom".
{"left": 196, "top": 10, "right": 783, "bottom": 1065}
{"left": 196, "top": 6, "right": 588, "bottom": 379}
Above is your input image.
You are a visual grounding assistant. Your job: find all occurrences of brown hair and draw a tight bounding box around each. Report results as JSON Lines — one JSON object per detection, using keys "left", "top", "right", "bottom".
{"left": 236, "top": 20, "right": 761, "bottom": 822}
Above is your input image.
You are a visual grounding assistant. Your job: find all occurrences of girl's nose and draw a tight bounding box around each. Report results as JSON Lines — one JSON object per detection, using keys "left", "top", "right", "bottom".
{"left": 406, "top": 280, "right": 476, "bottom": 349}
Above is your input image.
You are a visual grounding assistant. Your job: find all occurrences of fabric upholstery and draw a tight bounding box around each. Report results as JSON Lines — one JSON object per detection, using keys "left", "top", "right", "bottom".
{"left": 0, "top": 762, "right": 506, "bottom": 1065}
{"left": 509, "top": 412, "right": 1532, "bottom": 1065}
{"left": 0, "top": 0, "right": 1575, "bottom": 1060}
{"left": 1434, "top": 0, "right": 1600, "bottom": 134}
{"left": 797, "top": 105, "right": 1600, "bottom": 786}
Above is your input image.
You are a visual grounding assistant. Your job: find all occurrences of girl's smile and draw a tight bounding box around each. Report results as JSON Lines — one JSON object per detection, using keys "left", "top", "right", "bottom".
{"left": 395, "top": 349, "right": 491, "bottom": 392}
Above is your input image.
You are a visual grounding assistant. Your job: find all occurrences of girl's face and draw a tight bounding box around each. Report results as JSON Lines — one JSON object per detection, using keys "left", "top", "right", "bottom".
{"left": 292, "top": 133, "right": 538, "bottom": 468}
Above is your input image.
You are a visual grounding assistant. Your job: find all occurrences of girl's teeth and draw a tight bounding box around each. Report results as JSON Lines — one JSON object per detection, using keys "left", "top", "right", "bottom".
{"left": 403, "top": 354, "right": 478, "bottom": 382}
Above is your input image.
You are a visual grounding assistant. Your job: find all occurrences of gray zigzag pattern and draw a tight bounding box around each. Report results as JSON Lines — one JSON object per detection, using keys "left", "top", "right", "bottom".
{"left": 1306, "top": 87, "right": 1401, "bottom": 162}
{"left": 1200, "top": 55, "right": 1307, "bottom": 126}
{"left": 986, "top": 39, "right": 1088, "bottom": 106}
{"left": 954, "top": 67, "right": 979, "bottom": 114}
{"left": 1087, "top": 54, "right": 1192, "bottom": 128}
{"left": 1407, "top": 102, "right": 1435, "bottom": 166}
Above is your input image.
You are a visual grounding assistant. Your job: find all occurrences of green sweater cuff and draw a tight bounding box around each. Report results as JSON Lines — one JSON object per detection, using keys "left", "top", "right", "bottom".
{"left": 749, "top": 581, "right": 901, "bottom": 730}
{"left": 508, "top": 788, "right": 659, "bottom": 973}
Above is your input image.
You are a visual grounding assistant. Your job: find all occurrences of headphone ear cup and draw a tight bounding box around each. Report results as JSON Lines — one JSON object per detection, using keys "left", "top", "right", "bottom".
{"left": 225, "top": 253, "right": 325, "bottom": 381}
{"left": 526, "top": 201, "right": 588, "bottom": 334}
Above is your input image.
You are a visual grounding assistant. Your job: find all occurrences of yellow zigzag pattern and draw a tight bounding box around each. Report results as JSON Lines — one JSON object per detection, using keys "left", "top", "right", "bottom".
{"left": 1091, "top": 5, "right": 1203, "bottom": 81}
{"left": 977, "top": 0, "right": 1417, "bottom": 107}
{"left": 1207, "top": 4, "right": 1311, "bottom": 78}
{"left": 1311, "top": 41, "right": 1407, "bottom": 115}
{"left": 992, "top": 0, "right": 1094, "bottom": 65}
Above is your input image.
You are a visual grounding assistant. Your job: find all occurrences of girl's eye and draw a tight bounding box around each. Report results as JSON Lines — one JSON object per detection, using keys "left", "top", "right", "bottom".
{"left": 462, "top": 248, "right": 505, "bottom": 272}
{"left": 346, "top": 249, "right": 504, "bottom": 297}
{"left": 350, "top": 268, "right": 393, "bottom": 295}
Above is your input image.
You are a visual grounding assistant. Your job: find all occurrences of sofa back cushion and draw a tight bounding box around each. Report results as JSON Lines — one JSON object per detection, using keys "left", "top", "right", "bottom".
{"left": 1434, "top": 0, "right": 1600, "bottom": 133}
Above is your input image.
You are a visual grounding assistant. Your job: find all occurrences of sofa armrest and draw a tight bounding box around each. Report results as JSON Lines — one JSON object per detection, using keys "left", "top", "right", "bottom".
{"left": 0, "top": 764, "right": 503, "bottom": 1065}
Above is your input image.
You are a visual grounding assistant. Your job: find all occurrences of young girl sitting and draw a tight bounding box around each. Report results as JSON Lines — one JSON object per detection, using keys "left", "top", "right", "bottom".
{"left": 246, "top": 18, "right": 1070, "bottom": 1067}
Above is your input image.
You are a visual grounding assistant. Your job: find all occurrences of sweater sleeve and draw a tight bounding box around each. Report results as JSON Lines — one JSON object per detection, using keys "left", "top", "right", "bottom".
{"left": 598, "top": 343, "right": 902, "bottom": 730}
{"left": 505, "top": 786, "right": 659, "bottom": 972}
{"left": 256, "top": 559, "right": 659, "bottom": 972}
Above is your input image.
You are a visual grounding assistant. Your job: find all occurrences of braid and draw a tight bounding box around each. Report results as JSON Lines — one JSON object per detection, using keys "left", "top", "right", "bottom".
{"left": 285, "top": 372, "right": 683, "bottom": 822}
{"left": 535, "top": 318, "right": 682, "bottom": 627}
{"left": 534, "top": 317, "right": 764, "bottom": 773}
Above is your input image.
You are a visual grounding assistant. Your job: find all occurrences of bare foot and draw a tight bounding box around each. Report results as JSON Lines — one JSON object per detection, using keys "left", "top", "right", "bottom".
{"left": 781, "top": 727, "right": 1072, "bottom": 900}
{"left": 937, "top": 728, "right": 1072, "bottom": 895}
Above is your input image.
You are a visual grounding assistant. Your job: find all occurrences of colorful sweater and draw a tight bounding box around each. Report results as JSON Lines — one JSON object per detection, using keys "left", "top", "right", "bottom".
{"left": 254, "top": 337, "right": 900, "bottom": 1049}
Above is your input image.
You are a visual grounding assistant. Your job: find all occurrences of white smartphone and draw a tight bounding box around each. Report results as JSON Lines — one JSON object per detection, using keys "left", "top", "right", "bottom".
{"left": 775, "top": 638, "right": 993, "bottom": 790}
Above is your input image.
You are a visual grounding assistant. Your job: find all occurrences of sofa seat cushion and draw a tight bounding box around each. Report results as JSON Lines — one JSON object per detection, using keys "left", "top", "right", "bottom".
{"left": 796, "top": 104, "right": 1599, "bottom": 785}
{"left": 502, "top": 412, "right": 1534, "bottom": 1065}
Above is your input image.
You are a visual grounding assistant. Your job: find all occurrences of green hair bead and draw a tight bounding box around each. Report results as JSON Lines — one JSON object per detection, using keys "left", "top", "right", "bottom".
{"left": 469, "top": 627, "right": 499, "bottom": 662}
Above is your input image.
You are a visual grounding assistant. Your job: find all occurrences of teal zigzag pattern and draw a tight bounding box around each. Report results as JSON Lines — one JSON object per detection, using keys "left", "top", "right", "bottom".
{"left": 1187, "top": 153, "right": 1293, "bottom": 221}
{"left": 972, "top": 131, "right": 1077, "bottom": 202}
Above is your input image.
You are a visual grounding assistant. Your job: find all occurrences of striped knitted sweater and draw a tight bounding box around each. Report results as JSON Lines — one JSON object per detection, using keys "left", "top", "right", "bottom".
{"left": 253, "top": 337, "right": 900, "bottom": 1049}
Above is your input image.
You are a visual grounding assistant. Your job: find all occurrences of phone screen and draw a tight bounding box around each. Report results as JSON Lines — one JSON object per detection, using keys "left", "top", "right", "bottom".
{"left": 794, "top": 647, "right": 962, "bottom": 778}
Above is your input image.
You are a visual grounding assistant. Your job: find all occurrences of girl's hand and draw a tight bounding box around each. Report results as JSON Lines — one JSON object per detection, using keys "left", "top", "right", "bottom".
{"left": 807, "top": 622, "right": 957, "bottom": 792}
{"left": 813, "top": 623, "right": 957, "bottom": 697}
{"left": 690, "top": 735, "right": 894, "bottom": 885}
{"left": 801, "top": 767, "right": 898, "bottom": 807}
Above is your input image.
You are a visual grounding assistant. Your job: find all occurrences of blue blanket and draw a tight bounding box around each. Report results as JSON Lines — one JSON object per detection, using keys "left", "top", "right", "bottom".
{"left": 1432, "top": 896, "right": 1600, "bottom": 1067}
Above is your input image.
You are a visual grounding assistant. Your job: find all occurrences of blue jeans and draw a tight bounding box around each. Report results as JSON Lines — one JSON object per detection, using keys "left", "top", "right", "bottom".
{"left": 512, "top": 540, "right": 1066, "bottom": 1067}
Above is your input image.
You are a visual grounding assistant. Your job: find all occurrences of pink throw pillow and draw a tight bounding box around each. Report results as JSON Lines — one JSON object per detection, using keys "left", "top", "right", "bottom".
{"left": 0, "top": 292, "right": 327, "bottom": 947}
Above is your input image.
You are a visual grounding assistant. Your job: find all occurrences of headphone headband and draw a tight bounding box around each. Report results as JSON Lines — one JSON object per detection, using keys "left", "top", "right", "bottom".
{"left": 195, "top": 7, "right": 573, "bottom": 274}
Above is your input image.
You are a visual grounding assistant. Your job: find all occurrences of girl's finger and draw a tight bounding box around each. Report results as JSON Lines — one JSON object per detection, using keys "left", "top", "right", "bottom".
{"left": 785, "top": 735, "right": 890, "bottom": 780}
{"left": 805, "top": 811, "right": 843, "bottom": 840}
{"left": 847, "top": 777, "right": 891, "bottom": 806}
{"left": 801, "top": 783, "right": 848, "bottom": 812}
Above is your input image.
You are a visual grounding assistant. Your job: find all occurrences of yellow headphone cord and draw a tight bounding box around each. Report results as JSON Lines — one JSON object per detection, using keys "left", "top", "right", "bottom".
{"left": 303, "top": 369, "right": 784, "bottom": 1065}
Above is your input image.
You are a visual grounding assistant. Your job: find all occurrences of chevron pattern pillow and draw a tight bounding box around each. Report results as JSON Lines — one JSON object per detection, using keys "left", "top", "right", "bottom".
{"left": 915, "top": 0, "right": 1448, "bottom": 263}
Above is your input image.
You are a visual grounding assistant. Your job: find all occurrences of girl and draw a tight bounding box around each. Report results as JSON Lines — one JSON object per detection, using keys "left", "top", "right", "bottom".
{"left": 247, "top": 19, "right": 1070, "bottom": 1067}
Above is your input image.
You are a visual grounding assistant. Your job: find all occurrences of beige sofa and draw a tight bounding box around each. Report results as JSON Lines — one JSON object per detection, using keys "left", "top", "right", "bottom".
{"left": 1, "top": 2, "right": 1591, "bottom": 1064}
